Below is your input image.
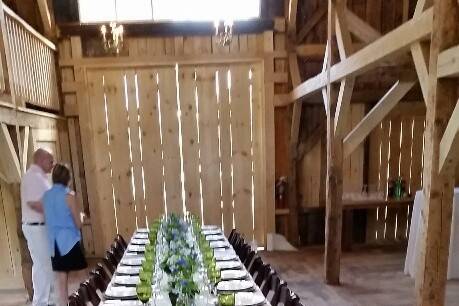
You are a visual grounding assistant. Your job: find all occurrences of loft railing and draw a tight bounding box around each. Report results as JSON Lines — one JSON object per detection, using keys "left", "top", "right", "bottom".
{"left": 0, "top": 2, "right": 59, "bottom": 111}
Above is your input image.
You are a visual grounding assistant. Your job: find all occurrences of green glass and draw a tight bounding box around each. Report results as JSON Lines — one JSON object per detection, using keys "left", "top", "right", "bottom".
{"left": 136, "top": 282, "right": 152, "bottom": 304}
{"left": 218, "top": 293, "right": 235, "bottom": 306}
{"left": 139, "top": 269, "right": 153, "bottom": 282}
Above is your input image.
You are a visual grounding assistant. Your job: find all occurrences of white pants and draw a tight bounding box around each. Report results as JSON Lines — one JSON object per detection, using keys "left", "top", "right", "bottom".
{"left": 22, "top": 224, "right": 55, "bottom": 306}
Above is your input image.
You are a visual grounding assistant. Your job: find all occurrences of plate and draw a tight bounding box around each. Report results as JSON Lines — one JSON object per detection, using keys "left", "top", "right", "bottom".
{"left": 216, "top": 260, "right": 242, "bottom": 270}
{"left": 221, "top": 269, "right": 248, "bottom": 280}
{"left": 202, "top": 229, "right": 222, "bottom": 236}
{"left": 116, "top": 266, "right": 141, "bottom": 275}
{"left": 120, "top": 256, "right": 143, "bottom": 266}
{"left": 127, "top": 245, "right": 145, "bottom": 253}
{"left": 136, "top": 228, "right": 149, "bottom": 233}
{"left": 215, "top": 252, "right": 238, "bottom": 261}
{"left": 206, "top": 234, "right": 226, "bottom": 241}
{"left": 217, "top": 280, "right": 253, "bottom": 292}
{"left": 235, "top": 292, "right": 266, "bottom": 306}
{"left": 133, "top": 233, "right": 149, "bottom": 239}
{"left": 202, "top": 225, "right": 219, "bottom": 230}
{"left": 104, "top": 286, "right": 137, "bottom": 300}
{"left": 130, "top": 238, "right": 149, "bottom": 245}
{"left": 209, "top": 241, "right": 229, "bottom": 249}
{"left": 113, "top": 275, "right": 140, "bottom": 286}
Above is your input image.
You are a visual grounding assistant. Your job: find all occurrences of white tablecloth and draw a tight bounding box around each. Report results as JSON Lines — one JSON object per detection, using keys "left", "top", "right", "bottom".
{"left": 404, "top": 188, "right": 459, "bottom": 280}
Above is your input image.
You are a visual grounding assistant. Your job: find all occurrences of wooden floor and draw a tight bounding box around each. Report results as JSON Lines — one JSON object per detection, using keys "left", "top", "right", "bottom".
{"left": 261, "top": 248, "right": 459, "bottom": 306}
{"left": 2, "top": 249, "right": 458, "bottom": 305}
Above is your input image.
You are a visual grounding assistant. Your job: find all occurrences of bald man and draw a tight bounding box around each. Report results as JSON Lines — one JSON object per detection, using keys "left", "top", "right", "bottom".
{"left": 21, "top": 149, "right": 55, "bottom": 306}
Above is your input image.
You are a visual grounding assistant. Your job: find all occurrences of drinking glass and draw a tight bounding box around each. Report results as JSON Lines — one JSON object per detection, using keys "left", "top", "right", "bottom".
{"left": 218, "top": 292, "right": 235, "bottom": 306}
{"left": 136, "top": 282, "right": 152, "bottom": 305}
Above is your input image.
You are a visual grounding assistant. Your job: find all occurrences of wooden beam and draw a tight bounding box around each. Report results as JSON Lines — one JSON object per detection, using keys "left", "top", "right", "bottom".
{"left": 290, "top": 8, "right": 433, "bottom": 102}
{"left": 439, "top": 99, "right": 459, "bottom": 173}
{"left": 437, "top": 44, "right": 459, "bottom": 78}
{"left": 297, "top": 5, "right": 327, "bottom": 43}
{"left": 411, "top": 42, "right": 430, "bottom": 102}
{"left": 334, "top": 78, "right": 355, "bottom": 135}
{"left": 37, "top": 0, "right": 55, "bottom": 38}
{"left": 345, "top": 8, "right": 382, "bottom": 44}
{"left": 287, "top": 0, "right": 299, "bottom": 37}
{"left": 343, "top": 80, "right": 416, "bottom": 157}
{"left": 415, "top": 0, "right": 459, "bottom": 304}
{"left": 0, "top": 123, "right": 21, "bottom": 183}
{"left": 297, "top": 120, "right": 326, "bottom": 160}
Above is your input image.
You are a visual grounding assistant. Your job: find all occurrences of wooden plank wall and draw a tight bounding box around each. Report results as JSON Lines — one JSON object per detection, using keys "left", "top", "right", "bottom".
{"left": 366, "top": 103, "right": 425, "bottom": 243}
{"left": 59, "top": 31, "right": 278, "bottom": 255}
{"left": 298, "top": 104, "right": 365, "bottom": 207}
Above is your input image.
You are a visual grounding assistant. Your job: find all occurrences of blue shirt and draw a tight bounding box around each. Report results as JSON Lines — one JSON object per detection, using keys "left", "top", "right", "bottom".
{"left": 43, "top": 184, "right": 81, "bottom": 257}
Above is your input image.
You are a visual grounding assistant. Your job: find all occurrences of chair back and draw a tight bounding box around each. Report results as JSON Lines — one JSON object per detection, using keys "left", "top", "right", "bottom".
{"left": 248, "top": 255, "right": 263, "bottom": 276}
{"left": 254, "top": 263, "right": 272, "bottom": 287}
{"left": 244, "top": 250, "right": 256, "bottom": 269}
{"left": 106, "top": 249, "right": 119, "bottom": 267}
{"left": 228, "top": 229, "right": 237, "bottom": 244}
{"left": 68, "top": 292, "right": 84, "bottom": 306}
{"left": 82, "top": 279, "right": 101, "bottom": 306}
{"left": 268, "top": 273, "right": 287, "bottom": 306}
{"left": 278, "top": 285, "right": 294, "bottom": 306}
{"left": 95, "top": 263, "right": 111, "bottom": 287}
{"left": 238, "top": 244, "right": 251, "bottom": 262}
{"left": 103, "top": 256, "right": 116, "bottom": 274}
{"left": 110, "top": 243, "right": 124, "bottom": 262}
{"left": 115, "top": 234, "right": 128, "bottom": 249}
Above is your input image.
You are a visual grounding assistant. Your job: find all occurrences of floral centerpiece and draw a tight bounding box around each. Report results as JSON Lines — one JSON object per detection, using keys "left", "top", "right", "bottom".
{"left": 160, "top": 214, "right": 199, "bottom": 305}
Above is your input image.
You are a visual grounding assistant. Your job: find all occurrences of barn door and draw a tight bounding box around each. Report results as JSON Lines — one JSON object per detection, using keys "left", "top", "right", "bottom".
{"left": 85, "top": 63, "right": 266, "bottom": 248}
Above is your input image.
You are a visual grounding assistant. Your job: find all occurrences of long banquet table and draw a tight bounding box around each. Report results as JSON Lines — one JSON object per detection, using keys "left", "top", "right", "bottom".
{"left": 101, "top": 225, "right": 271, "bottom": 305}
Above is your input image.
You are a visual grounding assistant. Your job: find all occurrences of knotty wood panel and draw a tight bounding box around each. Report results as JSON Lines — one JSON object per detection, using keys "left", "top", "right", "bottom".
{"left": 196, "top": 67, "right": 221, "bottom": 225}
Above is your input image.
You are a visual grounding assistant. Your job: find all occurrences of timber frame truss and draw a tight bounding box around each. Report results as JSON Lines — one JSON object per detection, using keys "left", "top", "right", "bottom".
{"left": 283, "top": 0, "right": 459, "bottom": 305}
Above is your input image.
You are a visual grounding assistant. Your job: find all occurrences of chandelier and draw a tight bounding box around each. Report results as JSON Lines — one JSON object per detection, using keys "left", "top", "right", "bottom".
{"left": 214, "top": 20, "right": 233, "bottom": 46}
{"left": 100, "top": 22, "right": 124, "bottom": 54}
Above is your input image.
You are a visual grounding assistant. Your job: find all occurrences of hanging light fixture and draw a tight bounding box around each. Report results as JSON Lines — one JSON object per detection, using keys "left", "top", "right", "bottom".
{"left": 100, "top": 21, "right": 124, "bottom": 54}
{"left": 214, "top": 19, "right": 233, "bottom": 46}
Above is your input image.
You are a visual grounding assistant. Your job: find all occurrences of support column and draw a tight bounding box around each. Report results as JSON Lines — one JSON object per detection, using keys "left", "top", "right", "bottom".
{"left": 415, "top": 0, "right": 459, "bottom": 305}
{"left": 324, "top": 0, "right": 343, "bottom": 285}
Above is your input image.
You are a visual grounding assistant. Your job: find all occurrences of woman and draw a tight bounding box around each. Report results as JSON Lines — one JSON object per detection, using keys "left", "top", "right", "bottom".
{"left": 42, "top": 163, "right": 87, "bottom": 306}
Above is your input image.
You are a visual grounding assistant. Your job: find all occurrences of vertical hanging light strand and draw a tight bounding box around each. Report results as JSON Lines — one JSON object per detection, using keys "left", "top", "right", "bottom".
{"left": 156, "top": 73, "right": 168, "bottom": 215}
{"left": 249, "top": 68, "right": 255, "bottom": 241}
{"left": 215, "top": 70, "right": 225, "bottom": 229}
{"left": 102, "top": 75, "right": 119, "bottom": 234}
{"left": 134, "top": 74, "right": 148, "bottom": 227}
{"left": 175, "top": 64, "right": 187, "bottom": 215}
{"left": 194, "top": 70, "right": 205, "bottom": 223}
{"left": 228, "top": 69, "right": 235, "bottom": 228}
{"left": 384, "top": 120, "right": 393, "bottom": 239}
{"left": 123, "top": 75, "right": 138, "bottom": 229}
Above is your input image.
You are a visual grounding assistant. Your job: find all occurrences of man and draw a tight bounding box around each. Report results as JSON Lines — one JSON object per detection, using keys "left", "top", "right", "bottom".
{"left": 21, "top": 149, "right": 55, "bottom": 306}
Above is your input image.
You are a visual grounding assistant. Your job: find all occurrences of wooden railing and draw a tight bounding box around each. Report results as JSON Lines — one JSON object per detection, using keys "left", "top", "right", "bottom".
{"left": 0, "top": 3, "right": 59, "bottom": 111}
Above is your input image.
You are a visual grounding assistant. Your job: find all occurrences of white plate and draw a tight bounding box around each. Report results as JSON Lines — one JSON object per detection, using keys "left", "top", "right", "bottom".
{"left": 136, "top": 228, "right": 149, "bottom": 233}
{"left": 120, "top": 256, "right": 143, "bottom": 266}
{"left": 127, "top": 245, "right": 145, "bottom": 253}
{"left": 216, "top": 260, "right": 242, "bottom": 270}
{"left": 215, "top": 252, "right": 238, "bottom": 261}
{"left": 221, "top": 269, "right": 248, "bottom": 280}
{"left": 103, "top": 300, "right": 143, "bottom": 306}
{"left": 113, "top": 275, "right": 140, "bottom": 286}
{"left": 210, "top": 241, "right": 229, "bottom": 249}
{"left": 214, "top": 249, "right": 236, "bottom": 257}
{"left": 116, "top": 266, "right": 141, "bottom": 275}
{"left": 202, "top": 225, "right": 219, "bottom": 230}
{"left": 235, "top": 292, "right": 266, "bottom": 306}
{"left": 105, "top": 286, "right": 137, "bottom": 299}
{"left": 202, "top": 229, "right": 222, "bottom": 235}
{"left": 217, "top": 280, "right": 253, "bottom": 292}
{"left": 133, "top": 233, "right": 149, "bottom": 239}
{"left": 130, "top": 238, "right": 149, "bottom": 245}
{"left": 206, "top": 234, "right": 226, "bottom": 241}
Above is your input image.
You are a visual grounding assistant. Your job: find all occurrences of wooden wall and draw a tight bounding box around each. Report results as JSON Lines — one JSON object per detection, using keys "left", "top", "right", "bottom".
{"left": 58, "top": 32, "right": 279, "bottom": 255}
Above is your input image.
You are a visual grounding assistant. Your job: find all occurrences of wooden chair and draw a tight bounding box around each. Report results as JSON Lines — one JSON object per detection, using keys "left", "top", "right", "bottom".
{"left": 238, "top": 244, "right": 251, "bottom": 263}
{"left": 110, "top": 243, "right": 124, "bottom": 262}
{"left": 90, "top": 265, "right": 110, "bottom": 290}
{"left": 115, "top": 234, "right": 128, "bottom": 249}
{"left": 278, "top": 285, "right": 295, "bottom": 306}
{"left": 81, "top": 279, "right": 101, "bottom": 306}
{"left": 243, "top": 250, "right": 256, "bottom": 269}
{"left": 228, "top": 229, "right": 237, "bottom": 244}
{"left": 254, "top": 263, "right": 273, "bottom": 287}
{"left": 106, "top": 249, "right": 119, "bottom": 267}
{"left": 102, "top": 256, "right": 116, "bottom": 274}
{"left": 248, "top": 256, "right": 263, "bottom": 276}
{"left": 68, "top": 292, "right": 84, "bottom": 306}
{"left": 264, "top": 272, "right": 287, "bottom": 306}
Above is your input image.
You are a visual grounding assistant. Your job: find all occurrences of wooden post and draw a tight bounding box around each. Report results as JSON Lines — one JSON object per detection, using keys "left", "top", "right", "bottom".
{"left": 415, "top": 0, "right": 459, "bottom": 305}
{"left": 324, "top": 0, "right": 343, "bottom": 285}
